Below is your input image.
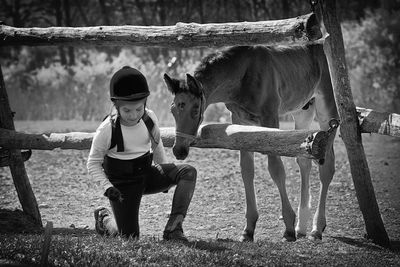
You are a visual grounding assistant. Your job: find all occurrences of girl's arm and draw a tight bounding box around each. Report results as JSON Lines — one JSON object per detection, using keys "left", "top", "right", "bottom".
{"left": 153, "top": 137, "right": 168, "bottom": 164}
{"left": 86, "top": 121, "right": 113, "bottom": 193}
{"left": 147, "top": 110, "right": 168, "bottom": 164}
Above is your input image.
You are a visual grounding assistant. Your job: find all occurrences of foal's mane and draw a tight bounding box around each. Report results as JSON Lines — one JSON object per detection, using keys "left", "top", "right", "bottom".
{"left": 194, "top": 46, "right": 251, "bottom": 80}
{"left": 194, "top": 44, "right": 322, "bottom": 89}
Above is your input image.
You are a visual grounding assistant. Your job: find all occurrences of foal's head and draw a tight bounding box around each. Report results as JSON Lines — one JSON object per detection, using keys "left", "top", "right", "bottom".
{"left": 164, "top": 73, "right": 205, "bottom": 160}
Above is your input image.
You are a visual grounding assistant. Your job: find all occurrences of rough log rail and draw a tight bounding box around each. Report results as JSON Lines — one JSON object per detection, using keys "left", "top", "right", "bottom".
{"left": 0, "top": 107, "right": 397, "bottom": 157}
{"left": 0, "top": 124, "right": 333, "bottom": 160}
{"left": 0, "top": 13, "right": 321, "bottom": 48}
{"left": 357, "top": 107, "right": 400, "bottom": 137}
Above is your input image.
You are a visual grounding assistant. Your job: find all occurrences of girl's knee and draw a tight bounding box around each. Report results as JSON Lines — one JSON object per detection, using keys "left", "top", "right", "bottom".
{"left": 180, "top": 165, "right": 197, "bottom": 182}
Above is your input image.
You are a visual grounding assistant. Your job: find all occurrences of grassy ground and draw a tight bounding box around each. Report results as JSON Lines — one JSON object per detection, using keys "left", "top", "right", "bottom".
{"left": 0, "top": 120, "right": 399, "bottom": 266}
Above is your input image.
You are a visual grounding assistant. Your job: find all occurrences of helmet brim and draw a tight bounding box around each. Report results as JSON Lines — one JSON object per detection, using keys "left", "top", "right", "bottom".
{"left": 111, "top": 92, "right": 150, "bottom": 101}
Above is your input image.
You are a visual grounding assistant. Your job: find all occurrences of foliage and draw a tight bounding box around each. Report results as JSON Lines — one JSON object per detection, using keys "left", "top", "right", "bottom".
{"left": 4, "top": 48, "right": 191, "bottom": 123}
{"left": 4, "top": 47, "right": 233, "bottom": 123}
{"left": 342, "top": 8, "right": 400, "bottom": 113}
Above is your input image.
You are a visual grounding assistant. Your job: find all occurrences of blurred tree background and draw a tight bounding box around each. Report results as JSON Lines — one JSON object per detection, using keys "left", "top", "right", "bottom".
{"left": 0, "top": 0, "right": 399, "bottom": 125}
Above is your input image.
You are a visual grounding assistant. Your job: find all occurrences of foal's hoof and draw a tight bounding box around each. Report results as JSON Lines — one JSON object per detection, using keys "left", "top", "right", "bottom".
{"left": 296, "top": 232, "right": 307, "bottom": 239}
{"left": 282, "top": 230, "right": 296, "bottom": 242}
{"left": 241, "top": 229, "right": 254, "bottom": 242}
{"left": 309, "top": 230, "right": 323, "bottom": 241}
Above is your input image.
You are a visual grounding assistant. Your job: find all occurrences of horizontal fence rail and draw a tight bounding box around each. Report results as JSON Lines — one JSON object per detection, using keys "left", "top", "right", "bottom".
{"left": 357, "top": 107, "right": 400, "bottom": 138}
{"left": 0, "top": 13, "right": 321, "bottom": 48}
{"left": 0, "top": 124, "right": 333, "bottom": 160}
{"left": 0, "top": 108, "right": 397, "bottom": 157}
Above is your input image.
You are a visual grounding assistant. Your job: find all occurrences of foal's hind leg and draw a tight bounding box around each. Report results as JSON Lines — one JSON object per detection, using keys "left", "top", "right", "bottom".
{"left": 292, "top": 101, "right": 316, "bottom": 238}
{"left": 310, "top": 93, "right": 338, "bottom": 240}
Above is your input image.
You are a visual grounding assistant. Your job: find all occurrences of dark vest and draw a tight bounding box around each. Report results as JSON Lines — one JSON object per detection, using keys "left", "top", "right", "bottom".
{"left": 106, "top": 110, "right": 160, "bottom": 152}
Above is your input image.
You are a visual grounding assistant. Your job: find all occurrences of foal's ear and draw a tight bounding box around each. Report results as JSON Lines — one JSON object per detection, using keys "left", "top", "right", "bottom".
{"left": 186, "top": 73, "right": 202, "bottom": 96}
{"left": 163, "top": 73, "right": 179, "bottom": 94}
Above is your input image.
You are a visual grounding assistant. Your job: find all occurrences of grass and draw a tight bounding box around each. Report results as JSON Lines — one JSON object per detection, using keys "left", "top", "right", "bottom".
{"left": 1, "top": 231, "right": 399, "bottom": 267}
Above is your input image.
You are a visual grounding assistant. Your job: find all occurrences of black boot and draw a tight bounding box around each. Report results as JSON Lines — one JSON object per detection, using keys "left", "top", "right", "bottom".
{"left": 163, "top": 214, "right": 188, "bottom": 242}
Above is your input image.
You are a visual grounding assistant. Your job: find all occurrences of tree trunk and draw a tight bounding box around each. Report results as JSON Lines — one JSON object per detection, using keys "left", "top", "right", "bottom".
{"left": 54, "top": 0, "right": 67, "bottom": 65}
{"left": 73, "top": 0, "right": 90, "bottom": 26}
{"left": 316, "top": 0, "right": 391, "bottom": 248}
{"left": 157, "top": 0, "right": 167, "bottom": 25}
{"left": 198, "top": 0, "right": 205, "bottom": 23}
{"left": 184, "top": 0, "right": 193, "bottom": 22}
{"left": 12, "top": 0, "right": 22, "bottom": 27}
{"left": 282, "top": 0, "right": 290, "bottom": 18}
{"left": 98, "top": 0, "right": 111, "bottom": 25}
{"left": 64, "top": 0, "right": 75, "bottom": 65}
{"left": 233, "top": 1, "right": 242, "bottom": 21}
{"left": 134, "top": 0, "right": 148, "bottom": 25}
{"left": 118, "top": 0, "right": 130, "bottom": 24}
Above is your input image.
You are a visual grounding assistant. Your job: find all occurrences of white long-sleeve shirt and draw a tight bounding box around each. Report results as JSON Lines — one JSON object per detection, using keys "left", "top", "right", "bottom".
{"left": 87, "top": 109, "right": 167, "bottom": 192}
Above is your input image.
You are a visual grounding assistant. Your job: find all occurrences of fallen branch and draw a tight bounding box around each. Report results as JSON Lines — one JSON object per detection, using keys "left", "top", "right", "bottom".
{"left": 0, "top": 13, "right": 321, "bottom": 48}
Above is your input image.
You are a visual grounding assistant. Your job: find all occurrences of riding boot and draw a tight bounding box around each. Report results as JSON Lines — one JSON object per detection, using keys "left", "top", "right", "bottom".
{"left": 163, "top": 165, "right": 196, "bottom": 241}
{"left": 163, "top": 214, "right": 187, "bottom": 241}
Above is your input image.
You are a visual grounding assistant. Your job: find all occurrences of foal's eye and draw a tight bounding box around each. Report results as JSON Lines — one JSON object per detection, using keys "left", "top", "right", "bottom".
{"left": 192, "top": 106, "right": 200, "bottom": 117}
{"left": 178, "top": 102, "right": 185, "bottom": 110}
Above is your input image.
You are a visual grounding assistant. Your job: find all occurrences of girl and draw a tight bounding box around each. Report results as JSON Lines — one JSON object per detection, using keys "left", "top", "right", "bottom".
{"left": 87, "top": 66, "right": 197, "bottom": 241}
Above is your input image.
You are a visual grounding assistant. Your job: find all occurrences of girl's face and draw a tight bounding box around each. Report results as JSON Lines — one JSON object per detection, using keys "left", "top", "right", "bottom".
{"left": 116, "top": 99, "right": 146, "bottom": 126}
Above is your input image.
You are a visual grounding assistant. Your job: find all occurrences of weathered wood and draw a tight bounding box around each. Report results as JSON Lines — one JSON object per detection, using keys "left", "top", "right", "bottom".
{"left": 0, "top": 124, "right": 335, "bottom": 159}
{"left": 357, "top": 107, "right": 400, "bottom": 137}
{"left": 0, "top": 149, "right": 31, "bottom": 167}
{"left": 0, "top": 64, "right": 42, "bottom": 226}
{"left": 40, "top": 221, "right": 53, "bottom": 267}
{"left": 316, "top": 0, "right": 390, "bottom": 247}
{"left": 0, "top": 13, "right": 321, "bottom": 48}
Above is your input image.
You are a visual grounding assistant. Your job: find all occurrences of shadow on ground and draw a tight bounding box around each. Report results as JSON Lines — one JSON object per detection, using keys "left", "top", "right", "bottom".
{"left": 332, "top": 235, "right": 400, "bottom": 253}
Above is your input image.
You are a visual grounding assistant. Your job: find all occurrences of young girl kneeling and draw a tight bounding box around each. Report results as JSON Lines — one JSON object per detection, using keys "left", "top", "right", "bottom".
{"left": 87, "top": 66, "right": 197, "bottom": 241}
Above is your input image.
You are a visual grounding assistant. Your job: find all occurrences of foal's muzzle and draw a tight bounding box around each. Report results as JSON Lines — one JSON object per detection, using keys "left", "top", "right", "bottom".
{"left": 173, "top": 145, "right": 189, "bottom": 160}
{"left": 173, "top": 131, "right": 197, "bottom": 160}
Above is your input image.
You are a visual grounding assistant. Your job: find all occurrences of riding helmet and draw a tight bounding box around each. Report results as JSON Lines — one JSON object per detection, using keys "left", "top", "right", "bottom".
{"left": 110, "top": 66, "right": 150, "bottom": 101}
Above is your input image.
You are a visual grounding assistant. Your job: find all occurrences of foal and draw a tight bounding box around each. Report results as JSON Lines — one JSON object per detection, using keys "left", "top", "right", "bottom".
{"left": 164, "top": 43, "right": 338, "bottom": 242}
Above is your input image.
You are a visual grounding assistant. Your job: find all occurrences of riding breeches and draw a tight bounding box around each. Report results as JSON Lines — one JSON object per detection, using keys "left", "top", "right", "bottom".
{"left": 102, "top": 153, "right": 197, "bottom": 238}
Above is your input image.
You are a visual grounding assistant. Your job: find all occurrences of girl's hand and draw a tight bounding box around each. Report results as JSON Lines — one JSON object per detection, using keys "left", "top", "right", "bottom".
{"left": 104, "top": 186, "right": 123, "bottom": 202}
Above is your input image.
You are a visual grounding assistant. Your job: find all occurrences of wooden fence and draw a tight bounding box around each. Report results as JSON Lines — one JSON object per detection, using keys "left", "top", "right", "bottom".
{"left": 0, "top": 0, "right": 396, "bottom": 247}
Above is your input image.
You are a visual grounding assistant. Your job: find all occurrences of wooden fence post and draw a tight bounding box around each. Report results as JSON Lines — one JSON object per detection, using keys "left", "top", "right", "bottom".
{"left": 315, "top": 0, "right": 390, "bottom": 247}
{"left": 0, "top": 64, "right": 42, "bottom": 226}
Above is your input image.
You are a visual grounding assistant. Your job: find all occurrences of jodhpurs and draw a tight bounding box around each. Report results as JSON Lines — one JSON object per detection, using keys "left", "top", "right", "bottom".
{"left": 102, "top": 153, "right": 197, "bottom": 238}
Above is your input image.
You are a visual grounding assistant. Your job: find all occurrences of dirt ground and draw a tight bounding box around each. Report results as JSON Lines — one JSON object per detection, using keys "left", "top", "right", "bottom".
{"left": 0, "top": 123, "right": 399, "bottom": 248}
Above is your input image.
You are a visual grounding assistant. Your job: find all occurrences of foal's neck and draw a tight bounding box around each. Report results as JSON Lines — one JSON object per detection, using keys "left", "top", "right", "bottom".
{"left": 194, "top": 46, "right": 251, "bottom": 107}
{"left": 194, "top": 71, "right": 232, "bottom": 108}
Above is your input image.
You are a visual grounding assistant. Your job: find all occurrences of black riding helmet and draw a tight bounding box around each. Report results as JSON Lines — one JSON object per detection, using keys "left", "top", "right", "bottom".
{"left": 110, "top": 66, "right": 150, "bottom": 101}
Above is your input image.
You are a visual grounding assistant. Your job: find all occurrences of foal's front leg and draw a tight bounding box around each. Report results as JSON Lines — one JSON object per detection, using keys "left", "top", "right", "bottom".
{"left": 239, "top": 150, "right": 259, "bottom": 242}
